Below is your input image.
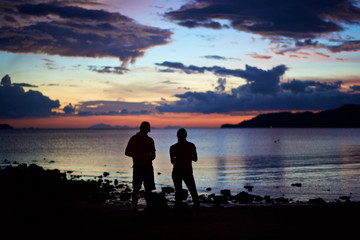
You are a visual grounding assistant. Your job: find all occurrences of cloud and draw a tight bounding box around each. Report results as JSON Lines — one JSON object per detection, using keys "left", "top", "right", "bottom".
{"left": 63, "top": 103, "right": 76, "bottom": 115}
{"left": 76, "top": 101, "right": 155, "bottom": 116}
{"left": 88, "top": 65, "right": 128, "bottom": 74}
{"left": 202, "top": 55, "right": 241, "bottom": 61}
{"left": 246, "top": 53, "right": 272, "bottom": 59}
{"left": 1, "top": 75, "right": 11, "bottom": 86}
{"left": 17, "top": 3, "right": 131, "bottom": 22}
{"left": 350, "top": 85, "right": 360, "bottom": 91}
{"left": 165, "top": 0, "right": 360, "bottom": 39}
{"left": 177, "top": 20, "right": 225, "bottom": 29}
{"left": 0, "top": 1, "right": 172, "bottom": 66}
{"left": 215, "top": 78, "right": 226, "bottom": 93}
{"left": 166, "top": 0, "right": 360, "bottom": 57}
{"left": 295, "top": 39, "right": 319, "bottom": 47}
{"left": 202, "top": 55, "right": 228, "bottom": 60}
{"left": 13, "top": 83, "right": 38, "bottom": 88}
{"left": 335, "top": 57, "right": 349, "bottom": 61}
{"left": 156, "top": 61, "right": 209, "bottom": 74}
{"left": 281, "top": 80, "right": 342, "bottom": 93}
{"left": 0, "top": 75, "right": 60, "bottom": 118}
{"left": 314, "top": 51, "right": 331, "bottom": 58}
{"left": 271, "top": 38, "right": 360, "bottom": 57}
{"left": 324, "top": 40, "right": 360, "bottom": 53}
{"left": 156, "top": 64, "right": 360, "bottom": 113}
{"left": 156, "top": 61, "right": 287, "bottom": 94}
{"left": 161, "top": 80, "right": 179, "bottom": 84}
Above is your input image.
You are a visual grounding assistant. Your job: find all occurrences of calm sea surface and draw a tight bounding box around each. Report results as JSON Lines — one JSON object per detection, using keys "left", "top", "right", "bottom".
{"left": 1, "top": 128, "right": 360, "bottom": 202}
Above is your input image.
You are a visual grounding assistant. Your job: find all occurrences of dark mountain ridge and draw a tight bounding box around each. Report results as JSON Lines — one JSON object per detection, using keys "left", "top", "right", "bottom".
{"left": 0, "top": 124, "right": 13, "bottom": 129}
{"left": 221, "top": 104, "right": 360, "bottom": 128}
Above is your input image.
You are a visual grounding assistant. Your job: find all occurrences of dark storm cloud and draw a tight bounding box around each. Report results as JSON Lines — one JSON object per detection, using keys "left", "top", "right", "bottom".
{"left": 156, "top": 61, "right": 244, "bottom": 75}
{"left": 156, "top": 64, "right": 360, "bottom": 113}
{"left": 0, "top": 75, "right": 60, "bottom": 118}
{"left": 165, "top": 0, "right": 360, "bottom": 39}
{"left": 63, "top": 103, "right": 76, "bottom": 115}
{"left": 350, "top": 85, "right": 360, "bottom": 91}
{"left": 0, "top": 1, "right": 172, "bottom": 66}
{"left": 156, "top": 61, "right": 287, "bottom": 94}
{"left": 17, "top": 3, "right": 131, "bottom": 22}
{"left": 281, "top": 80, "right": 342, "bottom": 93}
{"left": 177, "top": 20, "right": 224, "bottom": 29}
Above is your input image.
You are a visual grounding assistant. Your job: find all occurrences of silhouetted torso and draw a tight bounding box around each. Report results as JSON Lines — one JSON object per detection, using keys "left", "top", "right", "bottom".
{"left": 170, "top": 141, "right": 196, "bottom": 173}
{"left": 126, "top": 132, "right": 155, "bottom": 167}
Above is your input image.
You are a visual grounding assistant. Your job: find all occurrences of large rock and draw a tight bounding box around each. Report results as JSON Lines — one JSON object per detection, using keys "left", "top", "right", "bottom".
{"left": 161, "top": 186, "right": 174, "bottom": 194}
{"left": 147, "top": 192, "right": 169, "bottom": 216}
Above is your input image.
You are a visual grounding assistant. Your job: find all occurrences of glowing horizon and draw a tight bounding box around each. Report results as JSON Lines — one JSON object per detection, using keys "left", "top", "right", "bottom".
{"left": 1, "top": 113, "right": 254, "bottom": 129}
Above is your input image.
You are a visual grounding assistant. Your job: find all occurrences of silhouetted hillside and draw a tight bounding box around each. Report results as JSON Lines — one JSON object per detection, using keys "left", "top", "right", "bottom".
{"left": 0, "top": 124, "right": 13, "bottom": 129}
{"left": 88, "top": 123, "right": 132, "bottom": 129}
{"left": 221, "top": 104, "right": 360, "bottom": 128}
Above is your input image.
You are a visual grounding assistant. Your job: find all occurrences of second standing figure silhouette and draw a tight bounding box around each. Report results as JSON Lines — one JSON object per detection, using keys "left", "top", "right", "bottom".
{"left": 170, "top": 128, "right": 200, "bottom": 212}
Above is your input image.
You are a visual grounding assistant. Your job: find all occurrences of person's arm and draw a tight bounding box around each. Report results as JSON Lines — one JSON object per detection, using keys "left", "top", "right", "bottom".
{"left": 125, "top": 137, "right": 134, "bottom": 157}
{"left": 170, "top": 146, "right": 175, "bottom": 165}
{"left": 149, "top": 151, "right": 156, "bottom": 161}
{"left": 192, "top": 145, "right": 198, "bottom": 162}
{"left": 149, "top": 138, "right": 156, "bottom": 161}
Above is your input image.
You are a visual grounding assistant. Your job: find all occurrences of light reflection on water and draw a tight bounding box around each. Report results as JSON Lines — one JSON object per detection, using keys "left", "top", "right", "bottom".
{"left": 1, "top": 128, "right": 360, "bottom": 202}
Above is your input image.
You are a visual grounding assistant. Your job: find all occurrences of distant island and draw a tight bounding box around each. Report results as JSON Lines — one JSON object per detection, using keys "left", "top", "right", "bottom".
{"left": 221, "top": 104, "right": 360, "bottom": 128}
{"left": 88, "top": 123, "right": 133, "bottom": 129}
{"left": 0, "top": 124, "right": 13, "bottom": 129}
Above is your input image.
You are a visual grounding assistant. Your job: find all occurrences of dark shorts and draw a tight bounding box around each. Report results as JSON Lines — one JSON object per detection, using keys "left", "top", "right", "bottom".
{"left": 133, "top": 165, "right": 155, "bottom": 191}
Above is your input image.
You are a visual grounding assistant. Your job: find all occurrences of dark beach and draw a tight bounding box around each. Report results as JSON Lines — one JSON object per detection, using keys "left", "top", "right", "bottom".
{"left": 2, "top": 201, "right": 360, "bottom": 239}
{"left": 1, "top": 164, "right": 359, "bottom": 239}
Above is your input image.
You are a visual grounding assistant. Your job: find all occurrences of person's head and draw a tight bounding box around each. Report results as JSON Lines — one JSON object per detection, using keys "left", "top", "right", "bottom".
{"left": 177, "top": 128, "right": 187, "bottom": 141}
{"left": 140, "top": 121, "right": 151, "bottom": 133}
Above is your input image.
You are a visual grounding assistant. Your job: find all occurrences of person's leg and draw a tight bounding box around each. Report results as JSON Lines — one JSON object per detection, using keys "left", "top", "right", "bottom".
{"left": 143, "top": 165, "right": 155, "bottom": 207}
{"left": 132, "top": 167, "right": 142, "bottom": 212}
{"left": 172, "top": 169, "right": 183, "bottom": 207}
{"left": 183, "top": 173, "right": 200, "bottom": 211}
{"left": 132, "top": 188, "right": 140, "bottom": 212}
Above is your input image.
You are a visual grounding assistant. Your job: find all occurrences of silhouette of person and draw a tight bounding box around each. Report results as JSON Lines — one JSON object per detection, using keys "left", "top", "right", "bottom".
{"left": 125, "top": 121, "right": 156, "bottom": 212}
{"left": 170, "top": 128, "right": 200, "bottom": 212}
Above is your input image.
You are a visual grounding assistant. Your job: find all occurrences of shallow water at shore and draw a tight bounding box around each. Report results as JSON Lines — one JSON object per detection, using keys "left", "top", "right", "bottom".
{"left": 1, "top": 128, "right": 360, "bottom": 202}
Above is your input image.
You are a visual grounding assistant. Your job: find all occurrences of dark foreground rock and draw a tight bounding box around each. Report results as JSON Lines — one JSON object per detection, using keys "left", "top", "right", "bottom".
{"left": 0, "top": 163, "right": 114, "bottom": 206}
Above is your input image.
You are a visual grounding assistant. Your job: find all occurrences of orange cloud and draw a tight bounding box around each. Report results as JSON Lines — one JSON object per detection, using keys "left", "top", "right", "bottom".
{"left": 246, "top": 53, "right": 272, "bottom": 59}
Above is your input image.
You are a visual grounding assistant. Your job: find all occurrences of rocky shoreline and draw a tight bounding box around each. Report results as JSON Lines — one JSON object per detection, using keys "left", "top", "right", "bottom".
{"left": 0, "top": 163, "right": 356, "bottom": 209}
{"left": 1, "top": 163, "right": 360, "bottom": 239}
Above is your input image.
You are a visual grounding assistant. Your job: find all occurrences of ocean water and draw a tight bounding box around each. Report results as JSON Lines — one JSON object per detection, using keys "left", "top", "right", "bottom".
{"left": 1, "top": 128, "right": 360, "bottom": 202}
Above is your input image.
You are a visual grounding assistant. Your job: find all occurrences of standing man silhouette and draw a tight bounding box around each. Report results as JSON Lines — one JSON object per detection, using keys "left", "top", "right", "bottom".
{"left": 170, "top": 128, "right": 200, "bottom": 212}
{"left": 125, "top": 121, "right": 156, "bottom": 212}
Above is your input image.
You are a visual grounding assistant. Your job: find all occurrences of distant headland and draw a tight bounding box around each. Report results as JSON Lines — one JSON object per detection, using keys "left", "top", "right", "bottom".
{"left": 88, "top": 123, "right": 133, "bottom": 129}
{"left": 221, "top": 104, "right": 360, "bottom": 128}
{"left": 0, "top": 124, "right": 13, "bottom": 129}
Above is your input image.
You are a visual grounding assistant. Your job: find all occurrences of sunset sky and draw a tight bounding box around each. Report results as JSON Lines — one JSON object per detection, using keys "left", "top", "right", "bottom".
{"left": 1, "top": 0, "right": 360, "bottom": 128}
